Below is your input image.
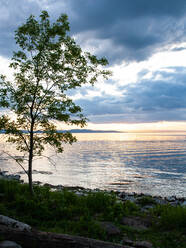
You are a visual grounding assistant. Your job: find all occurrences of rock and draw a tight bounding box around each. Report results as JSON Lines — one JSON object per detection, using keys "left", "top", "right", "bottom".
{"left": 118, "top": 192, "right": 126, "bottom": 198}
{"left": 0, "top": 215, "right": 31, "bottom": 232}
{"left": 166, "top": 196, "right": 176, "bottom": 202}
{"left": 65, "top": 186, "right": 86, "bottom": 191}
{"left": 134, "top": 241, "right": 153, "bottom": 248}
{"left": 33, "top": 181, "right": 42, "bottom": 185}
{"left": 98, "top": 221, "right": 121, "bottom": 236}
{"left": 75, "top": 191, "right": 84, "bottom": 197}
{"left": 181, "top": 200, "right": 186, "bottom": 207}
{"left": 56, "top": 185, "right": 64, "bottom": 190}
{"left": 141, "top": 205, "right": 154, "bottom": 212}
{"left": 121, "top": 216, "right": 151, "bottom": 231}
{"left": 1, "top": 173, "right": 21, "bottom": 182}
{"left": 0, "top": 170, "right": 8, "bottom": 176}
{"left": 0, "top": 241, "right": 22, "bottom": 248}
{"left": 123, "top": 195, "right": 137, "bottom": 203}
{"left": 153, "top": 197, "right": 167, "bottom": 205}
{"left": 43, "top": 183, "right": 56, "bottom": 189}
{"left": 122, "top": 238, "right": 134, "bottom": 246}
{"left": 0, "top": 173, "right": 20, "bottom": 181}
{"left": 7, "top": 175, "right": 20, "bottom": 181}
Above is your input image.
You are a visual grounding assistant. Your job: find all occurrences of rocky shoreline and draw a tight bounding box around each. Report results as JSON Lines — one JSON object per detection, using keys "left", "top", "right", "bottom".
{"left": 0, "top": 170, "right": 186, "bottom": 248}
{"left": 1, "top": 170, "right": 186, "bottom": 209}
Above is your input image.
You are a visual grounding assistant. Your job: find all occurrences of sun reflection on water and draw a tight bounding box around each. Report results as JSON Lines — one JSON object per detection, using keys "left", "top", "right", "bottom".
{"left": 0, "top": 133, "right": 186, "bottom": 197}
{"left": 75, "top": 132, "right": 186, "bottom": 141}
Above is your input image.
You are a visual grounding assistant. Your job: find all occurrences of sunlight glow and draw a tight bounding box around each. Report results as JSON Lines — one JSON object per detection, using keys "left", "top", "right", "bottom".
{"left": 111, "top": 42, "right": 186, "bottom": 86}
{"left": 86, "top": 121, "right": 186, "bottom": 132}
{"left": 1, "top": 41, "right": 186, "bottom": 131}
{"left": 58, "top": 121, "right": 186, "bottom": 132}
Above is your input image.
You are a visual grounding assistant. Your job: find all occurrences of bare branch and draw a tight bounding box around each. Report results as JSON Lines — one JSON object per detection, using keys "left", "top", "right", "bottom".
{"left": 2, "top": 150, "right": 28, "bottom": 175}
{"left": 34, "top": 154, "right": 56, "bottom": 167}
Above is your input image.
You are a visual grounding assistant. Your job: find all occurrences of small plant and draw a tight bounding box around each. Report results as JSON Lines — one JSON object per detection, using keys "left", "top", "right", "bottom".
{"left": 159, "top": 205, "right": 186, "bottom": 230}
{"left": 137, "top": 196, "right": 156, "bottom": 207}
{"left": 85, "top": 192, "right": 116, "bottom": 214}
{"left": 123, "top": 200, "right": 140, "bottom": 215}
{"left": 1, "top": 179, "right": 186, "bottom": 247}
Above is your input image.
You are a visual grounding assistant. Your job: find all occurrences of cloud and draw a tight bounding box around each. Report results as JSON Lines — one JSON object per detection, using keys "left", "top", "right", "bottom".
{"left": 1, "top": 0, "right": 186, "bottom": 63}
{"left": 1, "top": 0, "right": 186, "bottom": 125}
{"left": 75, "top": 67, "right": 186, "bottom": 123}
{"left": 68, "top": 0, "right": 186, "bottom": 63}
{"left": 0, "top": 0, "right": 42, "bottom": 57}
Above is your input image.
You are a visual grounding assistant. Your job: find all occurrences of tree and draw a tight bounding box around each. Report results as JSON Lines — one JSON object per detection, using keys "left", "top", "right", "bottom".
{"left": 0, "top": 11, "right": 110, "bottom": 194}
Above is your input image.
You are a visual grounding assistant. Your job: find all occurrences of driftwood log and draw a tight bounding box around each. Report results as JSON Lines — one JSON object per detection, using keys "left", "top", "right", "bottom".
{"left": 0, "top": 224, "right": 128, "bottom": 248}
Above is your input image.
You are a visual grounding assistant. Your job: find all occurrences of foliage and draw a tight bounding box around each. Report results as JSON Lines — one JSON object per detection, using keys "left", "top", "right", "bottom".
{"left": 0, "top": 179, "right": 186, "bottom": 247}
{"left": 0, "top": 179, "right": 120, "bottom": 241}
{"left": 151, "top": 204, "right": 186, "bottom": 230}
{"left": 0, "top": 11, "right": 110, "bottom": 193}
{"left": 136, "top": 195, "right": 156, "bottom": 207}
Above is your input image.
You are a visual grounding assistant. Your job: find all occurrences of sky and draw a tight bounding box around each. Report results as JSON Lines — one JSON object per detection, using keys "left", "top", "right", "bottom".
{"left": 1, "top": 0, "right": 186, "bottom": 131}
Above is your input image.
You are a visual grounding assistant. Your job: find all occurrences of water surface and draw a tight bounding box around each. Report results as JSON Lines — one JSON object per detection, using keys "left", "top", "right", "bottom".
{"left": 0, "top": 132, "right": 186, "bottom": 197}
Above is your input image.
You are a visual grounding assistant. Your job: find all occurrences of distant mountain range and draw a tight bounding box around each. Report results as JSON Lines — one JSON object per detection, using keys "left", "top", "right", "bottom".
{"left": 62, "top": 129, "right": 121, "bottom": 133}
{"left": 1, "top": 129, "right": 186, "bottom": 134}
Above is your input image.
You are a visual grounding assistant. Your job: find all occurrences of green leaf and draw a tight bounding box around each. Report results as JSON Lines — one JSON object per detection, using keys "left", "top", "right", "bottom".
{"left": 0, "top": 10, "right": 110, "bottom": 194}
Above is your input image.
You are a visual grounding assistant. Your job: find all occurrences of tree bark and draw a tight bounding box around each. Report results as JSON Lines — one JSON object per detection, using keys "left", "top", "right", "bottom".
{"left": 28, "top": 120, "right": 34, "bottom": 195}
{"left": 0, "top": 225, "right": 126, "bottom": 248}
{"left": 28, "top": 156, "right": 33, "bottom": 195}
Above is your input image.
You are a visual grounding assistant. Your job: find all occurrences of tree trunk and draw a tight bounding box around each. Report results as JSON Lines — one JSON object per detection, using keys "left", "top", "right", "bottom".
{"left": 28, "top": 155, "right": 33, "bottom": 195}
{"left": 28, "top": 121, "right": 34, "bottom": 195}
{"left": 0, "top": 225, "right": 126, "bottom": 248}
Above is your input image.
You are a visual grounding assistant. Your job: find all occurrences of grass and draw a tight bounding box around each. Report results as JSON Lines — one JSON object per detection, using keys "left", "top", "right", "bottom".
{"left": 0, "top": 179, "right": 186, "bottom": 248}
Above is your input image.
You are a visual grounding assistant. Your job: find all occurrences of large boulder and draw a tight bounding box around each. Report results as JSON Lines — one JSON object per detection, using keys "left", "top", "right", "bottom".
{"left": 0, "top": 241, "right": 22, "bottom": 248}
{"left": 0, "top": 215, "right": 31, "bottom": 232}
{"left": 121, "top": 216, "right": 151, "bottom": 231}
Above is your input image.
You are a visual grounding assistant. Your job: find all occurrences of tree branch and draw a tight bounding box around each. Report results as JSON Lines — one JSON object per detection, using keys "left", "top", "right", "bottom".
{"left": 2, "top": 151, "right": 28, "bottom": 175}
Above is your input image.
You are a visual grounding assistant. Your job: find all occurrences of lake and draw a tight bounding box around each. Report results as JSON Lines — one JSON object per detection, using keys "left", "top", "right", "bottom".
{"left": 0, "top": 132, "right": 186, "bottom": 197}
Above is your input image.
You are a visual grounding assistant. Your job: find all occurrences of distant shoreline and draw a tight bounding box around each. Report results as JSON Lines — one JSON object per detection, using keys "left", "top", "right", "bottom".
{"left": 0, "top": 129, "right": 122, "bottom": 134}
{"left": 1, "top": 129, "right": 186, "bottom": 134}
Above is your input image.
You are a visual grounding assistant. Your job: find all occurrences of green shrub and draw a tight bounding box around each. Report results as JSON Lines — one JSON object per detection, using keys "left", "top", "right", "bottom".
{"left": 72, "top": 216, "right": 106, "bottom": 240}
{"left": 137, "top": 196, "right": 156, "bottom": 206}
{"left": 1, "top": 178, "right": 185, "bottom": 247}
{"left": 159, "top": 205, "right": 186, "bottom": 230}
{"left": 0, "top": 203, "right": 7, "bottom": 215}
{"left": 85, "top": 192, "right": 116, "bottom": 213}
{"left": 123, "top": 200, "right": 140, "bottom": 215}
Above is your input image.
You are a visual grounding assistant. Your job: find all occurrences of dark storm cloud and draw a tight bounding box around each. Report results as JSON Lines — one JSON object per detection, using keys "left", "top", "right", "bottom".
{"left": 75, "top": 67, "right": 186, "bottom": 123}
{"left": 1, "top": 0, "right": 186, "bottom": 62}
{"left": 69, "top": 0, "right": 186, "bottom": 31}
{"left": 0, "top": 0, "right": 41, "bottom": 57}
{"left": 1, "top": 0, "right": 186, "bottom": 123}
{"left": 68, "top": 0, "right": 186, "bottom": 62}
